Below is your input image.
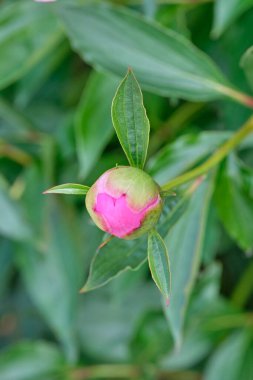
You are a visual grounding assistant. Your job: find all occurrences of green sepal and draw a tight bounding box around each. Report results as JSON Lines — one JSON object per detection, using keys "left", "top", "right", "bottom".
{"left": 44, "top": 183, "right": 90, "bottom": 195}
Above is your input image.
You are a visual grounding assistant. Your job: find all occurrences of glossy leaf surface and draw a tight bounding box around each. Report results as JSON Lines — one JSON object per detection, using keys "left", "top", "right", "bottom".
{"left": 148, "top": 229, "right": 171, "bottom": 302}
{"left": 112, "top": 69, "right": 150, "bottom": 168}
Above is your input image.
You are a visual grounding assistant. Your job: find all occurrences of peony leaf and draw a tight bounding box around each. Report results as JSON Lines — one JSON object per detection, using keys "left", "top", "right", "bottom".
{"left": 112, "top": 69, "right": 150, "bottom": 169}
{"left": 148, "top": 229, "right": 171, "bottom": 303}
{"left": 57, "top": 3, "right": 243, "bottom": 103}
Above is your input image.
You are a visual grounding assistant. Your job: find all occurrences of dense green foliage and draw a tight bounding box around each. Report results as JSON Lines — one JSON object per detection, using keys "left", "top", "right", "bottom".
{"left": 1, "top": 0, "right": 253, "bottom": 379}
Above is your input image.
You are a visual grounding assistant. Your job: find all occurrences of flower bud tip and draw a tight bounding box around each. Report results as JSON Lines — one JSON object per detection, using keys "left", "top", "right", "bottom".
{"left": 85, "top": 167, "right": 163, "bottom": 240}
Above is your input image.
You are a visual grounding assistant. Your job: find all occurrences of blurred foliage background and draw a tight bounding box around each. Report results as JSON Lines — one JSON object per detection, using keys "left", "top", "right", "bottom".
{"left": 1, "top": 0, "right": 253, "bottom": 379}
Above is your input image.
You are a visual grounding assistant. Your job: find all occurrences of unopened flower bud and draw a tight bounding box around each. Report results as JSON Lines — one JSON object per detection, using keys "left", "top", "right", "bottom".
{"left": 86, "top": 166, "right": 163, "bottom": 239}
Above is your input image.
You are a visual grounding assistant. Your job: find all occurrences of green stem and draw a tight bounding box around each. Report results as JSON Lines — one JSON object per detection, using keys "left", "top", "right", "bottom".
{"left": 161, "top": 115, "right": 253, "bottom": 191}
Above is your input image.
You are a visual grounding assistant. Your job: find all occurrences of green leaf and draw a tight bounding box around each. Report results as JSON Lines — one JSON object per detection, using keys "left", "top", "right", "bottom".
{"left": 161, "top": 264, "right": 232, "bottom": 371}
{"left": 0, "top": 96, "right": 35, "bottom": 141}
{"left": 148, "top": 229, "right": 171, "bottom": 302}
{"left": 0, "top": 341, "right": 67, "bottom": 380}
{"left": 57, "top": 3, "right": 236, "bottom": 102}
{"left": 212, "top": 0, "right": 253, "bottom": 38}
{"left": 240, "top": 46, "right": 253, "bottom": 91}
{"left": 81, "top": 194, "right": 189, "bottom": 292}
{"left": 78, "top": 279, "right": 160, "bottom": 362}
{"left": 0, "top": 1, "right": 63, "bottom": 90}
{"left": 111, "top": 69, "right": 150, "bottom": 168}
{"left": 214, "top": 154, "right": 253, "bottom": 252}
{"left": 204, "top": 331, "right": 253, "bottom": 380}
{"left": 15, "top": 40, "right": 70, "bottom": 108}
{"left": 17, "top": 167, "right": 84, "bottom": 362}
{"left": 131, "top": 311, "right": 173, "bottom": 363}
{"left": 44, "top": 183, "right": 89, "bottom": 195}
{"left": 75, "top": 71, "right": 118, "bottom": 179}
{"left": 164, "top": 176, "right": 214, "bottom": 344}
{"left": 0, "top": 184, "right": 31, "bottom": 241}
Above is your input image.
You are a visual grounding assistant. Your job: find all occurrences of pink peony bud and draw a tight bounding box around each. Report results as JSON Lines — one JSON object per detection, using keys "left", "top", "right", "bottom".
{"left": 86, "top": 166, "right": 163, "bottom": 239}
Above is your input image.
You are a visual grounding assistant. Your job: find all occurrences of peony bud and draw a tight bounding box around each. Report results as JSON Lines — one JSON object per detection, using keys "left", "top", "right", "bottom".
{"left": 86, "top": 166, "right": 163, "bottom": 239}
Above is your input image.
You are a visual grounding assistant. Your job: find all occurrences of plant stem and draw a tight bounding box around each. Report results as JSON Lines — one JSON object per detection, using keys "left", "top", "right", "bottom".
{"left": 161, "top": 115, "right": 253, "bottom": 191}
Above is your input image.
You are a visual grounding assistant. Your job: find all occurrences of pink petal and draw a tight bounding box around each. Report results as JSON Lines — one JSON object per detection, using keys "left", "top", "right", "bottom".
{"left": 94, "top": 192, "right": 159, "bottom": 238}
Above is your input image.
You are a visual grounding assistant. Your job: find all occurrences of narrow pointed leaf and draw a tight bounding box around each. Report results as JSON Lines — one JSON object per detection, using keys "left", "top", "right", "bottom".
{"left": 148, "top": 229, "right": 171, "bottom": 301}
{"left": 57, "top": 3, "right": 237, "bottom": 102}
{"left": 112, "top": 69, "right": 150, "bottom": 168}
{"left": 44, "top": 183, "right": 89, "bottom": 195}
